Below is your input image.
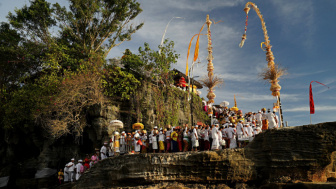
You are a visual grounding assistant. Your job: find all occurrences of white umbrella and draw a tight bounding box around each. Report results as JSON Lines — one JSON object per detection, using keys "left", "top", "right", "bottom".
{"left": 109, "top": 120, "right": 123, "bottom": 128}
{"left": 220, "top": 101, "right": 229, "bottom": 107}
{"left": 108, "top": 120, "right": 123, "bottom": 136}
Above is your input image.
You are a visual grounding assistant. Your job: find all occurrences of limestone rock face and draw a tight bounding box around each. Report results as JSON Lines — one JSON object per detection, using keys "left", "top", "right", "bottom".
{"left": 74, "top": 150, "right": 255, "bottom": 188}
{"left": 245, "top": 121, "right": 336, "bottom": 183}
{"left": 74, "top": 122, "right": 336, "bottom": 188}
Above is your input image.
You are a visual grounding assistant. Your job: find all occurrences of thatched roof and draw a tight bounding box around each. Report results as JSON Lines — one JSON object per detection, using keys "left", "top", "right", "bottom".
{"left": 172, "top": 69, "right": 203, "bottom": 89}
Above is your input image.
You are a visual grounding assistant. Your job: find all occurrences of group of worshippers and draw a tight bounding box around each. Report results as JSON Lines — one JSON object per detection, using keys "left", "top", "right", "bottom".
{"left": 60, "top": 152, "right": 102, "bottom": 184}
{"left": 109, "top": 108, "right": 277, "bottom": 154}
{"left": 57, "top": 107, "right": 278, "bottom": 184}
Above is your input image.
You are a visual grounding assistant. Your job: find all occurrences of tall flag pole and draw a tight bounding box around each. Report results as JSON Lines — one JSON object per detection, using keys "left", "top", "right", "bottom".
{"left": 239, "top": 2, "right": 287, "bottom": 128}
{"left": 309, "top": 81, "right": 329, "bottom": 124}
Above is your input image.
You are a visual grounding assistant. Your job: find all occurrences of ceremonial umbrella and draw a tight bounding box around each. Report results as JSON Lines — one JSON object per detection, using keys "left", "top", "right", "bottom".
{"left": 230, "top": 107, "right": 239, "bottom": 112}
{"left": 132, "top": 123, "right": 144, "bottom": 130}
{"left": 108, "top": 120, "right": 123, "bottom": 136}
{"left": 220, "top": 101, "right": 229, "bottom": 107}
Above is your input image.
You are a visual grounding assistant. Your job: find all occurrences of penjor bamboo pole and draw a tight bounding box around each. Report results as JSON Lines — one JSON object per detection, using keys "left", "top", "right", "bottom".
{"left": 206, "top": 15, "right": 214, "bottom": 125}
{"left": 239, "top": 2, "right": 284, "bottom": 128}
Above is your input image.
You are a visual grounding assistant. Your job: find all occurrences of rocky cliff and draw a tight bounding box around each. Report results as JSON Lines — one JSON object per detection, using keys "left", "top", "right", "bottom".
{"left": 73, "top": 121, "right": 336, "bottom": 188}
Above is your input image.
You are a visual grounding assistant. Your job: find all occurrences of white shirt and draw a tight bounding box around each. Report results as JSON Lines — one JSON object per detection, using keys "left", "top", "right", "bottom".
{"left": 76, "top": 163, "right": 82, "bottom": 173}
{"left": 192, "top": 128, "right": 198, "bottom": 140}
{"left": 218, "top": 130, "right": 223, "bottom": 141}
{"left": 197, "top": 129, "right": 202, "bottom": 139}
{"left": 120, "top": 135, "right": 126, "bottom": 145}
{"left": 67, "top": 162, "right": 75, "bottom": 172}
{"left": 152, "top": 133, "right": 157, "bottom": 142}
{"left": 227, "top": 127, "right": 236, "bottom": 139}
{"left": 212, "top": 127, "right": 218, "bottom": 140}
{"left": 236, "top": 123, "right": 243, "bottom": 134}
{"left": 203, "top": 129, "right": 209, "bottom": 141}
{"left": 141, "top": 134, "right": 147, "bottom": 141}
{"left": 165, "top": 129, "right": 172, "bottom": 139}
{"left": 159, "top": 132, "right": 165, "bottom": 141}
{"left": 100, "top": 146, "right": 107, "bottom": 155}
{"left": 183, "top": 129, "right": 189, "bottom": 140}
{"left": 148, "top": 133, "right": 153, "bottom": 143}
{"left": 267, "top": 112, "right": 277, "bottom": 129}
{"left": 243, "top": 126, "right": 253, "bottom": 137}
{"left": 262, "top": 112, "right": 268, "bottom": 120}
{"left": 256, "top": 113, "right": 262, "bottom": 122}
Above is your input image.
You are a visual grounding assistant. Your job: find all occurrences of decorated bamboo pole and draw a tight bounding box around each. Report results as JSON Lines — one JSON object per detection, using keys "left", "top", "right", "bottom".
{"left": 206, "top": 15, "right": 215, "bottom": 125}
{"left": 239, "top": 2, "right": 285, "bottom": 127}
{"left": 206, "top": 15, "right": 215, "bottom": 104}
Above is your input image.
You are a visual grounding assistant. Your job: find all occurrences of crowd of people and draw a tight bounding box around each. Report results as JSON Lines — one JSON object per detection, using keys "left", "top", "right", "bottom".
{"left": 106, "top": 107, "right": 279, "bottom": 154}
{"left": 59, "top": 107, "right": 279, "bottom": 183}
{"left": 59, "top": 153, "right": 99, "bottom": 184}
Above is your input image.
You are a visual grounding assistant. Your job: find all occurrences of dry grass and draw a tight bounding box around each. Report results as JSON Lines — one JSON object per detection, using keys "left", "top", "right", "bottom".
{"left": 199, "top": 74, "right": 224, "bottom": 91}
{"left": 259, "top": 64, "right": 287, "bottom": 82}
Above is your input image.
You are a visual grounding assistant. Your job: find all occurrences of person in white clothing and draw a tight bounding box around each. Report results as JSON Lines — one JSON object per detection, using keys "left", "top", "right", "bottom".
{"left": 255, "top": 111, "right": 262, "bottom": 128}
{"left": 75, "top": 160, "right": 83, "bottom": 181}
{"left": 223, "top": 121, "right": 229, "bottom": 129}
{"left": 120, "top": 131, "right": 126, "bottom": 154}
{"left": 148, "top": 131, "right": 153, "bottom": 152}
{"left": 158, "top": 129, "right": 165, "bottom": 153}
{"left": 252, "top": 112, "right": 256, "bottom": 122}
{"left": 100, "top": 142, "right": 108, "bottom": 160}
{"left": 66, "top": 158, "right": 75, "bottom": 182}
{"left": 211, "top": 124, "right": 220, "bottom": 150}
{"left": 64, "top": 164, "right": 69, "bottom": 182}
{"left": 223, "top": 125, "right": 230, "bottom": 149}
{"left": 134, "top": 132, "right": 141, "bottom": 153}
{"left": 218, "top": 127, "right": 225, "bottom": 149}
{"left": 165, "top": 125, "right": 172, "bottom": 153}
{"left": 274, "top": 111, "right": 279, "bottom": 128}
{"left": 203, "top": 126, "right": 210, "bottom": 151}
{"left": 191, "top": 126, "right": 199, "bottom": 151}
{"left": 267, "top": 109, "right": 277, "bottom": 129}
{"left": 228, "top": 124, "right": 237, "bottom": 149}
{"left": 243, "top": 123, "right": 254, "bottom": 142}
{"left": 236, "top": 120, "right": 244, "bottom": 147}
{"left": 152, "top": 126, "right": 158, "bottom": 152}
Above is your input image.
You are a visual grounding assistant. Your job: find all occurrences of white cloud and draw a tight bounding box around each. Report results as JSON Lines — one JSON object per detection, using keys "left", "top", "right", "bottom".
{"left": 285, "top": 106, "right": 336, "bottom": 112}
{"left": 139, "top": 0, "right": 245, "bottom": 12}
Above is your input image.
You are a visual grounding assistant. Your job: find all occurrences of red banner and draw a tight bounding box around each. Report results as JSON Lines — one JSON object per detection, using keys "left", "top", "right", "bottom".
{"left": 309, "top": 81, "right": 329, "bottom": 114}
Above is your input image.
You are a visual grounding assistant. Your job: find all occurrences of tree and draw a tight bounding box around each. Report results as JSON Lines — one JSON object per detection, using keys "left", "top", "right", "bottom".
{"left": 0, "top": 0, "right": 144, "bottom": 138}
{"left": 54, "top": 0, "right": 143, "bottom": 59}
{"left": 138, "top": 39, "right": 180, "bottom": 84}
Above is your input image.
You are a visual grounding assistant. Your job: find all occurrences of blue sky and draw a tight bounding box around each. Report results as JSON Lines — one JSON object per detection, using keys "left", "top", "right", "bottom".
{"left": 1, "top": 0, "right": 335, "bottom": 126}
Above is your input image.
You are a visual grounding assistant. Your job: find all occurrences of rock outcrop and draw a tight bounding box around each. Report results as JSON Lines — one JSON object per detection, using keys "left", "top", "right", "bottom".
{"left": 73, "top": 121, "right": 336, "bottom": 188}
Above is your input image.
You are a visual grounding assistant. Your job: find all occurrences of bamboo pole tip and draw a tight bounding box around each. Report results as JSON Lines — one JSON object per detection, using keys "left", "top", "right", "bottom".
{"left": 244, "top": 7, "right": 250, "bottom": 14}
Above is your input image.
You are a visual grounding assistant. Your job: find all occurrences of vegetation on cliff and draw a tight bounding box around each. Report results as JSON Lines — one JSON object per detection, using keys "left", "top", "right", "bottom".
{"left": 0, "top": 0, "right": 208, "bottom": 139}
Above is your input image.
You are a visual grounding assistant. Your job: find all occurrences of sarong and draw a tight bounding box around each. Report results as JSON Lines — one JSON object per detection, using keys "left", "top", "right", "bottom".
{"left": 183, "top": 140, "right": 189, "bottom": 151}
{"left": 204, "top": 140, "right": 210, "bottom": 150}
{"left": 159, "top": 141, "right": 165, "bottom": 151}
{"left": 177, "top": 139, "right": 182, "bottom": 152}
{"left": 262, "top": 120, "right": 269, "bottom": 130}
{"left": 165, "top": 139, "right": 171, "bottom": 152}
{"left": 152, "top": 141, "right": 158, "bottom": 150}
